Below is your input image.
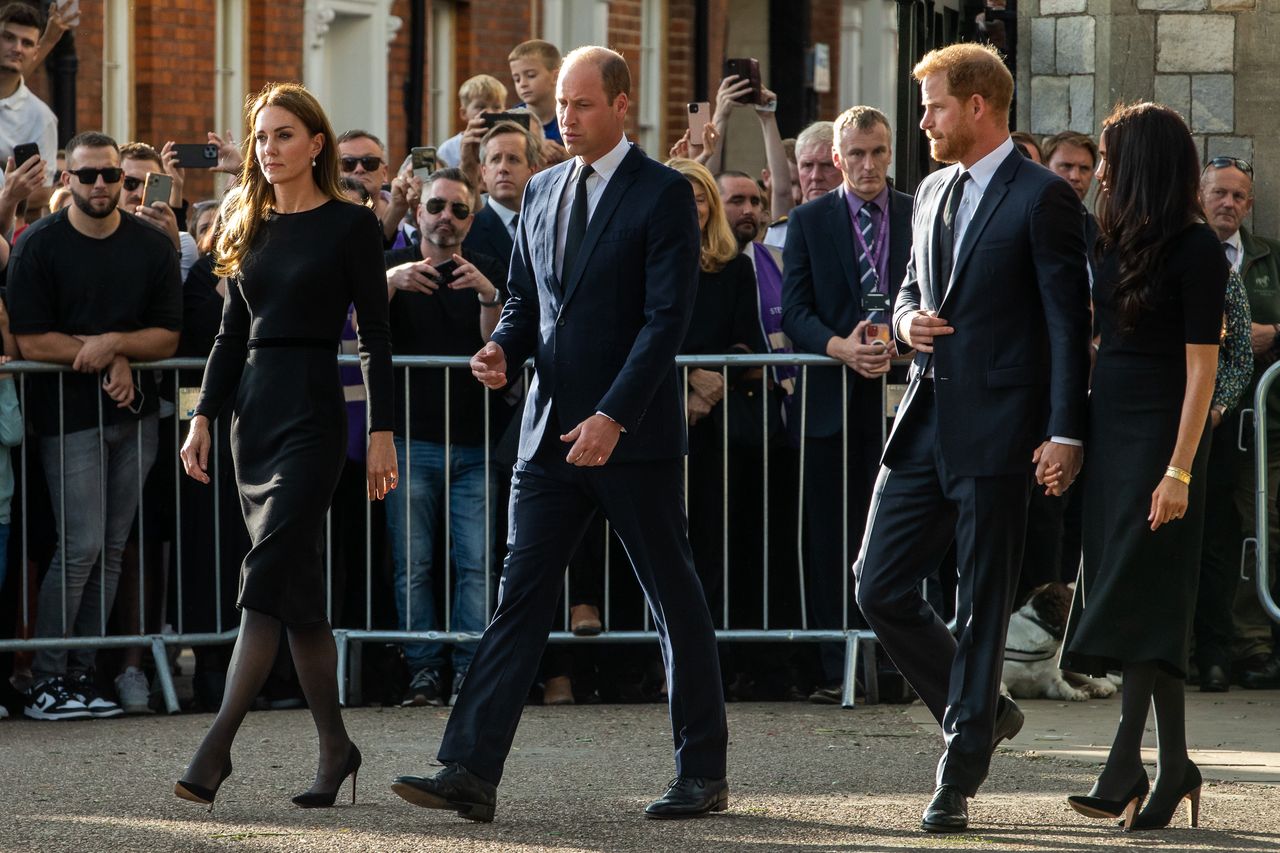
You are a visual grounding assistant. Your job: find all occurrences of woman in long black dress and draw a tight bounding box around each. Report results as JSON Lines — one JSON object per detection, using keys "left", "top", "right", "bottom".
{"left": 174, "top": 83, "right": 397, "bottom": 810}
{"left": 1060, "top": 103, "right": 1227, "bottom": 831}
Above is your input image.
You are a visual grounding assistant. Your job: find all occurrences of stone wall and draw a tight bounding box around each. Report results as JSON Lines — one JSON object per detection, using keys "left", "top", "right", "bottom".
{"left": 1018, "top": 0, "right": 1279, "bottom": 230}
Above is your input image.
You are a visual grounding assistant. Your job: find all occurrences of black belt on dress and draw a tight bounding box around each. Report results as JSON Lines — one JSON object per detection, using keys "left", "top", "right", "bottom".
{"left": 247, "top": 337, "right": 337, "bottom": 351}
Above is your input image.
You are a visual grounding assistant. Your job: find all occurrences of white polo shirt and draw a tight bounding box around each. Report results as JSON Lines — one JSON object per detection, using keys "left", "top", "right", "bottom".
{"left": 0, "top": 78, "right": 57, "bottom": 187}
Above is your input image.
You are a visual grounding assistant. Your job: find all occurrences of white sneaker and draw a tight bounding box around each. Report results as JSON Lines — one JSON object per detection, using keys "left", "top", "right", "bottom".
{"left": 114, "top": 667, "right": 154, "bottom": 715}
{"left": 0, "top": 703, "right": 9, "bottom": 719}
{"left": 25, "top": 677, "right": 93, "bottom": 721}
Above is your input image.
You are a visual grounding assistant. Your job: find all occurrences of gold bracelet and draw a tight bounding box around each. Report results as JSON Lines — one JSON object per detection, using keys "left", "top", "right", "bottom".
{"left": 1165, "top": 465, "right": 1192, "bottom": 485}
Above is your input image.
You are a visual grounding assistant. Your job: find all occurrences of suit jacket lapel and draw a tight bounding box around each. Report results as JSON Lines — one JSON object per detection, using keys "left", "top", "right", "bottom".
{"left": 562, "top": 146, "right": 642, "bottom": 306}
{"left": 944, "top": 149, "right": 1022, "bottom": 302}
{"left": 826, "top": 188, "right": 861, "bottom": 300}
{"left": 537, "top": 162, "right": 573, "bottom": 292}
{"left": 928, "top": 167, "right": 960, "bottom": 306}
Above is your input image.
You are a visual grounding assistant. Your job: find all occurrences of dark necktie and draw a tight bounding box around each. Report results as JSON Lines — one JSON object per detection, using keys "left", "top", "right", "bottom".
{"left": 857, "top": 204, "right": 878, "bottom": 293}
{"left": 509, "top": 213, "right": 519, "bottom": 240}
{"left": 561, "top": 163, "right": 595, "bottom": 286}
{"left": 939, "top": 171, "right": 971, "bottom": 289}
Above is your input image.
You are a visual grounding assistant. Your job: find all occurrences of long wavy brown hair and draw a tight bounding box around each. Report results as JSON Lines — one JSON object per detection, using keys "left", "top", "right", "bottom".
{"left": 214, "top": 83, "right": 349, "bottom": 279}
{"left": 1094, "top": 102, "right": 1204, "bottom": 333}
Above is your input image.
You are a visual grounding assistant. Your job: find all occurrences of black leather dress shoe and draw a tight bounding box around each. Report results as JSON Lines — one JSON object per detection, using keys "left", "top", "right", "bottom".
{"left": 644, "top": 776, "right": 729, "bottom": 819}
{"left": 991, "top": 696, "right": 1025, "bottom": 750}
{"left": 1241, "top": 654, "right": 1280, "bottom": 690}
{"left": 391, "top": 763, "right": 497, "bottom": 822}
{"left": 1200, "top": 663, "right": 1229, "bottom": 693}
{"left": 922, "top": 784, "right": 969, "bottom": 832}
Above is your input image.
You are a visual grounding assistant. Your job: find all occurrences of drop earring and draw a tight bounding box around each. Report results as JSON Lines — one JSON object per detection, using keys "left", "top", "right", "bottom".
{"left": 311, "top": 158, "right": 317, "bottom": 167}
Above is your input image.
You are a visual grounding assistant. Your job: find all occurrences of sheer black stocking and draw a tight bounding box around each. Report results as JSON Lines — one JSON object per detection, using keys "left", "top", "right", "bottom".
{"left": 181, "top": 608, "right": 282, "bottom": 790}
{"left": 1143, "top": 668, "right": 1190, "bottom": 813}
{"left": 286, "top": 619, "right": 355, "bottom": 795}
{"left": 1091, "top": 661, "right": 1157, "bottom": 800}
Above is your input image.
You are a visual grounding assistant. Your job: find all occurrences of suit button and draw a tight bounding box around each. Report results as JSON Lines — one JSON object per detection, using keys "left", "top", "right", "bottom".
{"left": 557, "top": 318, "right": 566, "bottom": 327}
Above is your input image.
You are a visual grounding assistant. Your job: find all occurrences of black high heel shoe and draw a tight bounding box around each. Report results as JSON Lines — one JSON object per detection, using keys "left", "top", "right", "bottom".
{"left": 292, "top": 743, "right": 362, "bottom": 808}
{"left": 1067, "top": 771, "right": 1149, "bottom": 830}
{"left": 175, "top": 758, "right": 234, "bottom": 813}
{"left": 1126, "top": 761, "right": 1202, "bottom": 831}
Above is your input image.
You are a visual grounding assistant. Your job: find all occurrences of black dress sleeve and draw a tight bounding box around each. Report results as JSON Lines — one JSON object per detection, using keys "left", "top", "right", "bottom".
{"left": 729, "top": 253, "right": 766, "bottom": 354}
{"left": 345, "top": 207, "right": 395, "bottom": 432}
{"left": 193, "top": 265, "right": 249, "bottom": 421}
{"left": 1179, "top": 225, "right": 1229, "bottom": 345}
{"left": 179, "top": 254, "right": 224, "bottom": 359}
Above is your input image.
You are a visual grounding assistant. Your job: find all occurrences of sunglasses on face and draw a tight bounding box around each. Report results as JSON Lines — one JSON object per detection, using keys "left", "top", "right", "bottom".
{"left": 122, "top": 175, "right": 144, "bottom": 191}
{"left": 424, "top": 197, "right": 471, "bottom": 219}
{"left": 1205, "top": 156, "right": 1252, "bottom": 178}
{"left": 69, "top": 167, "right": 123, "bottom": 185}
{"left": 340, "top": 156, "right": 383, "bottom": 172}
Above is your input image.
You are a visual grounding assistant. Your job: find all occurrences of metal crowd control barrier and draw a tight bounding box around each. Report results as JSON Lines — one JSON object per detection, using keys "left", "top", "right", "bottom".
{"left": 1252, "top": 362, "right": 1280, "bottom": 625}
{"left": 0, "top": 354, "right": 900, "bottom": 714}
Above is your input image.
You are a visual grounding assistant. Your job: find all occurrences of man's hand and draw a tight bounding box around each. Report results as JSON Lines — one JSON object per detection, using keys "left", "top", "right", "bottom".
{"left": 0, "top": 155, "right": 46, "bottom": 208}
{"left": 900, "top": 310, "right": 954, "bottom": 354}
{"left": 828, "top": 320, "right": 893, "bottom": 379}
{"left": 102, "top": 355, "right": 136, "bottom": 409}
{"left": 445, "top": 253, "right": 500, "bottom": 304}
{"left": 687, "top": 391, "right": 713, "bottom": 426}
{"left": 159, "top": 141, "right": 187, "bottom": 206}
{"left": 208, "top": 130, "right": 243, "bottom": 176}
{"left": 471, "top": 341, "right": 507, "bottom": 389}
{"left": 561, "top": 413, "right": 623, "bottom": 467}
{"left": 540, "top": 139, "right": 569, "bottom": 167}
{"left": 134, "top": 201, "right": 181, "bottom": 250}
{"left": 387, "top": 261, "right": 440, "bottom": 297}
{"left": 687, "top": 368, "right": 725, "bottom": 406}
{"left": 713, "top": 75, "right": 754, "bottom": 123}
{"left": 72, "top": 332, "right": 120, "bottom": 373}
{"left": 1251, "top": 322, "right": 1277, "bottom": 357}
{"left": 1033, "top": 440, "right": 1083, "bottom": 497}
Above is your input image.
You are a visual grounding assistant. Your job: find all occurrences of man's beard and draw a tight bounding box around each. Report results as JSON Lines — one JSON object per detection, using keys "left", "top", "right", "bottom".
{"left": 732, "top": 219, "right": 758, "bottom": 246}
{"left": 928, "top": 121, "right": 976, "bottom": 165}
{"left": 72, "top": 191, "right": 119, "bottom": 220}
{"left": 427, "top": 225, "right": 460, "bottom": 250}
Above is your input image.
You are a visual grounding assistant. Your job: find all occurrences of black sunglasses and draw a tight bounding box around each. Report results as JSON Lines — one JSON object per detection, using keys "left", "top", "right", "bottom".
{"left": 340, "top": 156, "right": 383, "bottom": 172}
{"left": 69, "top": 167, "right": 123, "bottom": 185}
{"left": 122, "top": 175, "right": 144, "bottom": 191}
{"left": 424, "top": 197, "right": 471, "bottom": 219}
{"left": 1204, "top": 156, "right": 1252, "bottom": 178}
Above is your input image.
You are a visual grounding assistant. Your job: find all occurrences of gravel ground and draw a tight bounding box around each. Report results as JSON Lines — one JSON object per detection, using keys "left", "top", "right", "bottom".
{"left": 4, "top": 701, "right": 1278, "bottom": 852}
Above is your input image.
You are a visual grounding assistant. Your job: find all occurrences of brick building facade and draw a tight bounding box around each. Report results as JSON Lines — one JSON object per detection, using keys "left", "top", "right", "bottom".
{"left": 24, "top": 0, "right": 900, "bottom": 201}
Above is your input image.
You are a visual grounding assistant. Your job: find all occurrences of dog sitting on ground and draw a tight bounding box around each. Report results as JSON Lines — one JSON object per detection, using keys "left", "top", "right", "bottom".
{"left": 1001, "top": 582, "right": 1117, "bottom": 701}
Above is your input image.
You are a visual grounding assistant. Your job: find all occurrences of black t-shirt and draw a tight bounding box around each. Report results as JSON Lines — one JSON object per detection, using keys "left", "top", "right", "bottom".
{"left": 7, "top": 209, "right": 183, "bottom": 435}
{"left": 384, "top": 243, "right": 509, "bottom": 444}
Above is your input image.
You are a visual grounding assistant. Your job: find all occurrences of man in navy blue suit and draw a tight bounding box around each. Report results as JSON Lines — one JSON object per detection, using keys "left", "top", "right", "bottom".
{"left": 392, "top": 45, "right": 729, "bottom": 823}
{"left": 462, "top": 120, "right": 542, "bottom": 271}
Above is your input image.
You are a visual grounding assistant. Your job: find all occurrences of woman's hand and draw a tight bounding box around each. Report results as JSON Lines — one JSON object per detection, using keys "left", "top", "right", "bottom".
{"left": 367, "top": 430, "right": 399, "bottom": 500}
{"left": 1149, "top": 475, "right": 1189, "bottom": 531}
{"left": 180, "top": 415, "right": 212, "bottom": 484}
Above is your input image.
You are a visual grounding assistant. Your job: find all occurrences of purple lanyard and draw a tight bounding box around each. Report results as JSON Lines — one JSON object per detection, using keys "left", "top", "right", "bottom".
{"left": 851, "top": 201, "right": 889, "bottom": 292}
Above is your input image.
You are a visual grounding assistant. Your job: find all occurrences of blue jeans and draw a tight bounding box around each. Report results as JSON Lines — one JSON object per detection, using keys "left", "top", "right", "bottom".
{"left": 0, "top": 521, "right": 9, "bottom": 595}
{"left": 385, "top": 438, "right": 496, "bottom": 674}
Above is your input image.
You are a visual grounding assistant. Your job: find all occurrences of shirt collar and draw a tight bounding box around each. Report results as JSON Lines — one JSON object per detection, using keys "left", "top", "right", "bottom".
{"left": 1225, "top": 229, "right": 1243, "bottom": 253}
{"left": 962, "top": 136, "right": 1016, "bottom": 195}
{"left": 844, "top": 183, "right": 889, "bottom": 215}
{"left": 0, "top": 78, "right": 29, "bottom": 110}
{"left": 574, "top": 134, "right": 631, "bottom": 182}
{"left": 487, "top": 196, "right": 519, "bottom": 226}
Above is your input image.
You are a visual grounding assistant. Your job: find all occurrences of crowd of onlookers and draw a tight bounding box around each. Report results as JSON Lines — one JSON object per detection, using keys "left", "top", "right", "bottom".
{"left": 0, "top": 1, "right": 1277, "bottom": 723}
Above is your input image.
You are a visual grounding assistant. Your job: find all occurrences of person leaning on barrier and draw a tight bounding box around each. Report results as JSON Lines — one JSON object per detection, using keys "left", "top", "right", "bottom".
{"left": 383, "top": 167, "right": 506, "bottom": 709}
{"left": 1193, "top": 155, "right": 1280, "bottom": 691}
{"left": 7, "top": 130, "right": 181, "bottom": 722}
{"left": 779, "top": 105, "right": 914, "bottom": 705}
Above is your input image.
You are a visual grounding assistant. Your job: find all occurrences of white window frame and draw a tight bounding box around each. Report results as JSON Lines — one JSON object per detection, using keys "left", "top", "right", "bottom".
{"left": 102, "top": 0, "right": 133, "bottom": 142}
{"left": 428, "top": 1, "right": 455, "bottom": 147}
{"left": 637, "top": 0, "right": 665, "bottom": 154}
{"left": 542, "top": 0, "right": 608, "bottom": 52}
{"left": 215, "top": 0, "right": 248, "bottom": 193}
{"left": 302, "top": 0, "right": 400, "bottom": 149}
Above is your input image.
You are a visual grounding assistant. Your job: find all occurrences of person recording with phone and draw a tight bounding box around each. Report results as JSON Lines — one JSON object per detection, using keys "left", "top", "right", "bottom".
{"left": 382, "top": 167, "right": 506, "bottom": 708}
{"left": 701, "top": 65, "right": 794, "bottom": 225}
{"left": 780, "top": 105, "right": 914, "bottom": 704}
{"left": 0, "top": 3, "right": 58, "bottom": 201}
{"left": 119, "top": 142, "right": 198, "bottom": 277}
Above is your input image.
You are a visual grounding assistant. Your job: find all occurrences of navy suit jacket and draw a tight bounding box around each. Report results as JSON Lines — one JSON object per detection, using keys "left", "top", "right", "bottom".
{"left": 888, "top": 148, "right": 1092, "bottom": 477}
{"left": 490, "top": 144, "right": 700, "bottom": 463}
{"left": 781, "top": 184, "right": 913, "bottom": 437}
{"left": 463, "top": 203, "right": 515, "bottom": 273}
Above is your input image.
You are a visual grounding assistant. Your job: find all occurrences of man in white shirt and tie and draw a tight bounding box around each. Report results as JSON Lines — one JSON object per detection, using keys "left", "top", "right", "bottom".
{"left": 463, "top": 121, "right": 543, "bottom": 269}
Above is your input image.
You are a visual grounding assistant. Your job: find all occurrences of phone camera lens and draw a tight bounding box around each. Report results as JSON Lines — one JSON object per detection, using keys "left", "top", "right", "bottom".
{"left": 689, "top": 103, "right": 699, "bottom": 113}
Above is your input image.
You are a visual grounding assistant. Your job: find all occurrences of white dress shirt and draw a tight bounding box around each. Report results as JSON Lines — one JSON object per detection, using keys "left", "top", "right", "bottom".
{"left": 554, "top": 134, "right": 631, "bottom": 281}
{"left": 0, "top": 78, "right": 57, "bottom": 189}
{"left": 487, "top": 197, "right": 520, "bottom": 239}
{"left": 947, "top": 135, "right": 1016, "bottom": 293}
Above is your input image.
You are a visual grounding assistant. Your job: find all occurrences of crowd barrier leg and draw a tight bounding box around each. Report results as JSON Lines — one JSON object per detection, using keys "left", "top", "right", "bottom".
{"left": 150, "top": 635, "right": 180, "bottom": 714}
{"left": 335, "top": 630, "right": 350, "bottom": 708}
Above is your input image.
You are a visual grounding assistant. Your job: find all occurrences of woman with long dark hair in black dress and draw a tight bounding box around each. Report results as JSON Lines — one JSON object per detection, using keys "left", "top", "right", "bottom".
{"left": 173, "top": 82, "right": 397, "bottom": 810}
{"left": 1061, "top": 103, "right": 1227, "bottom": 831}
